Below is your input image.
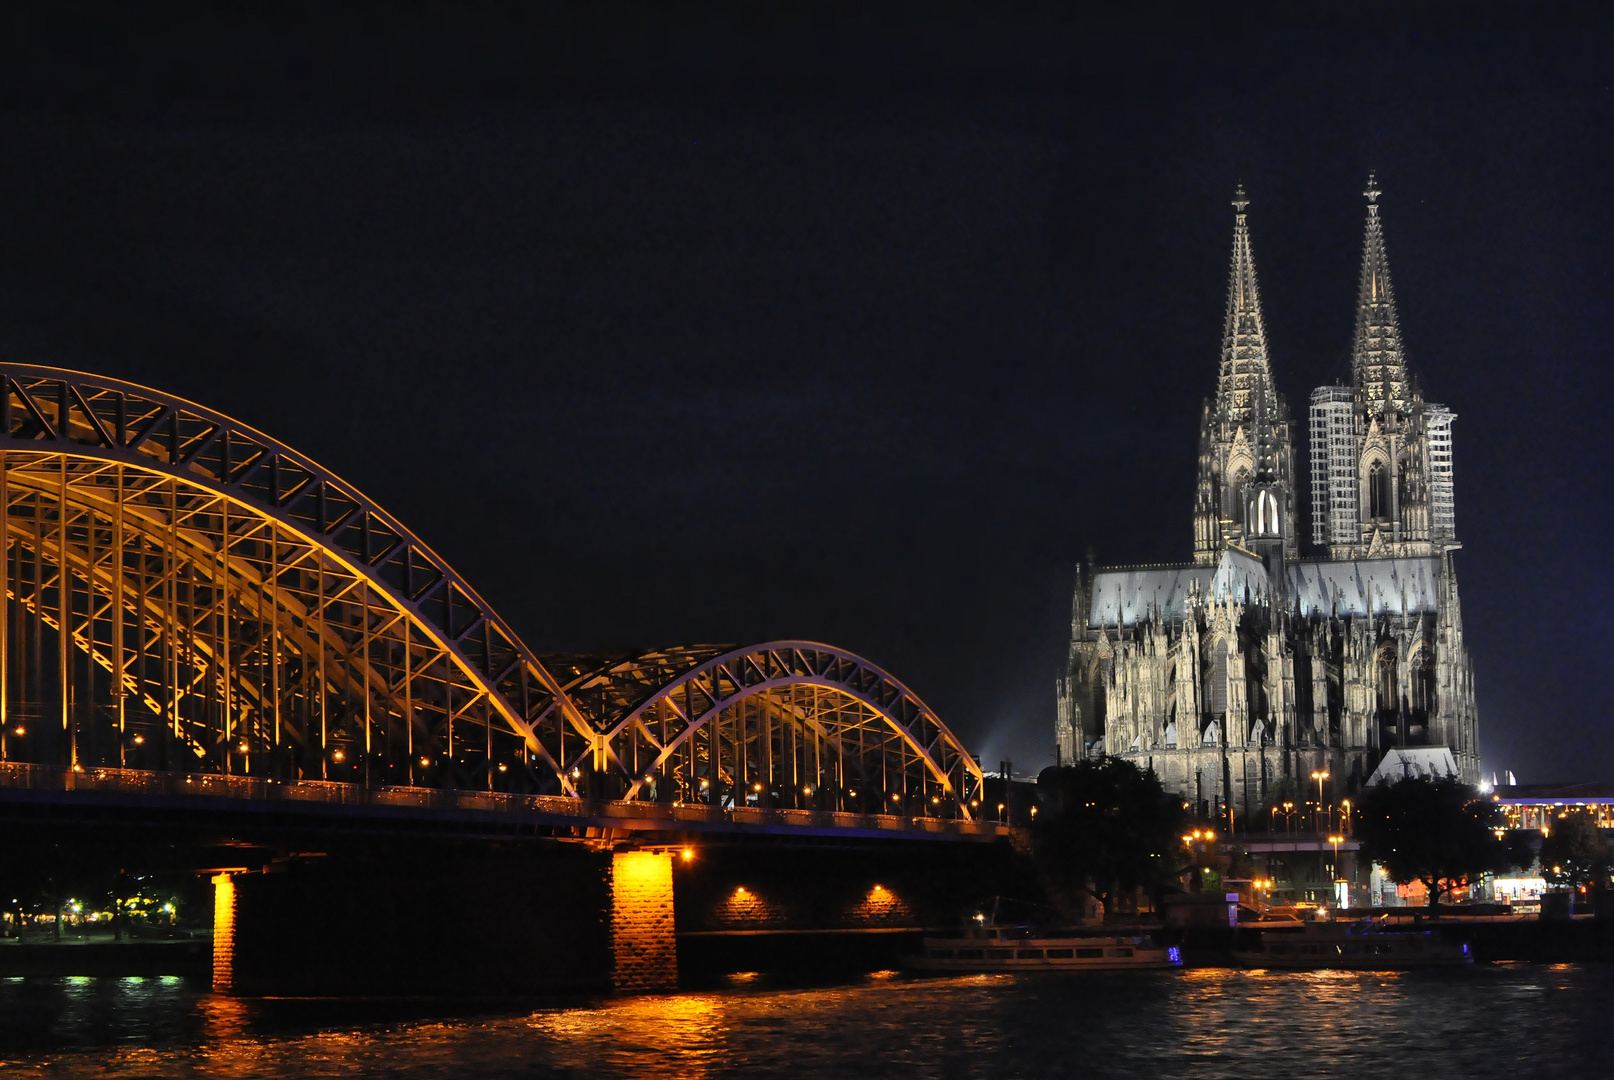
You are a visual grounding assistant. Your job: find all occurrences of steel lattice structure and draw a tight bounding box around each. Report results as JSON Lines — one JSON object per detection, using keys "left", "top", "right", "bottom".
{"left": 0, "top": 365, "right": 983, "bottom": 817}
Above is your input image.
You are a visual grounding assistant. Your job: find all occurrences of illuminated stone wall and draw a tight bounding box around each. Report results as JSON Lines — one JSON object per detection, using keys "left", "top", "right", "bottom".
{"left": 677, "top": 844, "right": 1017, "bottom": 934}
{"left": 610, "top": 852, "right": 677, "bottom": 993}
{"left": 211, "top": 873, "right": 236, "bottom": 993}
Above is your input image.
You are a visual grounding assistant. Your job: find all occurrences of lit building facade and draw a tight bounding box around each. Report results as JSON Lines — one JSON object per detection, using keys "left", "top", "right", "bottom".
{"left": 1056, "top": 178, "right": 1480, "bottom": 818}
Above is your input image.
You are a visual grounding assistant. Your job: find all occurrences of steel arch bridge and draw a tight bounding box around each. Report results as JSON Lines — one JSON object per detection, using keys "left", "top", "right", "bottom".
{"left": 0, "top": 365, "right": 985, "bottom": 820}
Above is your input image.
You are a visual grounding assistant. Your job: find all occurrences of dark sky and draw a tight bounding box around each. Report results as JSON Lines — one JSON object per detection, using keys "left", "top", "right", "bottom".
{"left": 1, "top": 5, "right": 1610, "bottom": 782}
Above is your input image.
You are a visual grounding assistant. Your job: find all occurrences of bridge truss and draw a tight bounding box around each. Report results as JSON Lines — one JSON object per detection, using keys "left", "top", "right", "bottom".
{"left": 0, "top": 366, "right": 984, "bottom": 818}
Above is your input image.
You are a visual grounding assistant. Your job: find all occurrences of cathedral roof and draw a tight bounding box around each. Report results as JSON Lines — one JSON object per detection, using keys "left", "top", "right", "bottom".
{"left": 1288, "top": 556, "right": 1442, "bottom": 617}
{"left": 1352, "top": 172, "right": 1413, "bottom": 415}
{"left": 1087, "top": 548, "right": 1268, "bottom": 627}
{"left": 1086, "top": 552, "right": 1442, "bottom": 628}
{"left": 1366, "top": 746, "right": 1461, "bottom": 787}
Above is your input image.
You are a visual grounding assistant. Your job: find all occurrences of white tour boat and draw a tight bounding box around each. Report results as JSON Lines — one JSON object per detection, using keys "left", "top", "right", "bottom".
{"left": 909, "top": 926, "right": 1183, "bottom": 973}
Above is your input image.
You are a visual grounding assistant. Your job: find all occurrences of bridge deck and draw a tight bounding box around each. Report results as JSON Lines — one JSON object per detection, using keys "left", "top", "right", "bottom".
{"left": 0, "top": 763, "right": 1009, "bottom": 843}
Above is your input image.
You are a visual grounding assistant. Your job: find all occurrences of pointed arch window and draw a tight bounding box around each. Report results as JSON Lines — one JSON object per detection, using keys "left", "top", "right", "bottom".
{"left": 1253, "top": 490, "right": 1280, "bottom": 536}
{"left": 1375, "top": 640, "right": 1398, "bottom": 715}
{"left": 1207, "top": 641, "right": 1228, "bottom": 716}
{"left": 1409, "top": 645, "right": 1435, "bottom": 717}
{"left": 1368, "top": 463, "right": 1391, "bottom": 520}
{"left": 1230, "top": 469, "right": 1249, "bottom": 527}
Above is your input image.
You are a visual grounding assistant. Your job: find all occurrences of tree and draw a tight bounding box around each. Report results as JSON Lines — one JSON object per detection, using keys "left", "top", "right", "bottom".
{"left": 1539, "top": 810, "right": 1611, "bottom": 891}
{"left": 1356, "top": 776, "right": 1520, "bottom": 910}
{"left": 1032, "top": 757, "right": 1186, "bottom": 919}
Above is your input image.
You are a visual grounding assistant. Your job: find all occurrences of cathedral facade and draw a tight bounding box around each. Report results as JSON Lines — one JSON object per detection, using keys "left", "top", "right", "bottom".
{"left": 1056, "top": 177, "right": 1479, "bottom": 818}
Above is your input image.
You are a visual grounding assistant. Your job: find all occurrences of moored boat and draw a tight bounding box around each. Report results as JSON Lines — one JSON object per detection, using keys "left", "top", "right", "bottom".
{"left": 1232, "top": 919, "right": 1472, "bottom": 969}
{"left": 909, "top": 926, "right": 1182, "bottom": 972}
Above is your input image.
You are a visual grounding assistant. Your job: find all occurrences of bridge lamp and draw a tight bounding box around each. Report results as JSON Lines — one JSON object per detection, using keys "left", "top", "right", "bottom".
{"left": 700, "top": 779, "right": 710, "bottom": 790}
{"left": 892, "top": 793, "right": 902, "bottom": 803}
{"left": 11, "top": 728, "right": 22, "bottom": 737}
{"left": 681, "top": 848, "right": 694, "bottom": 861}
{"left": 753, "top": 782, "right": 763, "bottom": 793}
{"left": 420, "top": 757, "right": 431, "bottom": 768}
{"left": 132, "top": 735, "right": 144, "bottom": 745}
{"left": 332, "top": 750, "right": 345, "bottom": 762}
{"left": 499, "top": 764, "right": 509, "bottom": 773}
{"left": 238, "top": 742, "right": 249, "bottom": 753}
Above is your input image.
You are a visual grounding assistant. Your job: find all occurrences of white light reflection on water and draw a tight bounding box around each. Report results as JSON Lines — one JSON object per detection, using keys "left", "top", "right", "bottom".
{"left": 0, "top": 966, "right": 1607, "bottom": 1078}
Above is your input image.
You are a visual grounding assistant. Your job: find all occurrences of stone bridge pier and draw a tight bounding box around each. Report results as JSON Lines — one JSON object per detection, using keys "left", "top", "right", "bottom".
{"left": 209, "top": 837, "right": 1018, "bottom": 996}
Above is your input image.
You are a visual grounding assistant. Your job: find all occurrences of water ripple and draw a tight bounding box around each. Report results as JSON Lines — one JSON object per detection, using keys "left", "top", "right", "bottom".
{"left": 0, "top": 965, "right": 1605, "bottom": 1078}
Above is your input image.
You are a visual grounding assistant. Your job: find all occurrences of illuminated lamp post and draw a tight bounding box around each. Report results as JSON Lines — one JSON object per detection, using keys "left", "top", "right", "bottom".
{"left": 1311, "top": 770, "right": 1331, "bottom": 831}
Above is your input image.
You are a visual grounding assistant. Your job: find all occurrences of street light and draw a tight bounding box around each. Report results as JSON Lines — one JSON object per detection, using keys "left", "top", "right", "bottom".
{"left": 1311, "top": 771, "right": 1331, "bottom": 830}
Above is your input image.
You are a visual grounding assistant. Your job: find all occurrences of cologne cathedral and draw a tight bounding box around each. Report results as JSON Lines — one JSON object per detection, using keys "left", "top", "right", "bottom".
{"left": 1055, "top": 177, "right": 1479, "bottom": 818}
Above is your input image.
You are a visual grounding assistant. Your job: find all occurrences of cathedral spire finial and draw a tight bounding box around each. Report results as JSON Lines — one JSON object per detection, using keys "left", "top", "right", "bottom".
{"left": 1352, "top": 174, "right": 1410, "bottom": 415}
{"left": 1216, "top": 184, "right": 1273, "bottom": 425}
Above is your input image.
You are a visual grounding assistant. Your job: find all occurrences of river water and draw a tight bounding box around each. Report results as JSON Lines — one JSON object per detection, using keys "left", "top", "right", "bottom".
{"left": 0, "top": 964, "right": 1603, "bottom": 1078}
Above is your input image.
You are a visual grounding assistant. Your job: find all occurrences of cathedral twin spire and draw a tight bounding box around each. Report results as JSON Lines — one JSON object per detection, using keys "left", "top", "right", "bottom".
{"left": 1216, "top": 173, "right": 1412, "bottom": 419}
{"left": 1215, "top": 184, "right": 1278, "bottom": 434}
{"left": 1199, "top": 174, "right": 1450, "bottom": 565}
{"left": 1352, "top": 172, "right": 1412, "bottom": 415}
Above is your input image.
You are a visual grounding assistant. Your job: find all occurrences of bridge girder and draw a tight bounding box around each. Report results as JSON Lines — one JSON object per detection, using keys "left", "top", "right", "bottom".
{"left": 0, "top": 366, "right": 982, "bottom": 817}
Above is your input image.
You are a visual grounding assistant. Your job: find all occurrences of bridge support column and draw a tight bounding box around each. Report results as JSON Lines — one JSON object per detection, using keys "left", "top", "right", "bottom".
{"left": 611, "top": 851, "right": 677, "bottom": 993}
{"left": 211, "top": 873, "right": 237, "bottom": 993}
{"left": 206, "top": 843, "right": 613, "bottom": 997}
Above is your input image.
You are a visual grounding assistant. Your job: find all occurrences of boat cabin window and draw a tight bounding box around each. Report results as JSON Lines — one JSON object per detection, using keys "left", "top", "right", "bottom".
{"left": 956, "top": 949, "right": 983, "bottom": 959}
{"left": 1108, "top": 948, "right": 1134, "bottom": 958}
{"left": 988, "top": 949, "right": 1014, "bottom": 959}
{"left": 928, "top": 949, "right": 955, "bottom": 959}
{"left": 1076, "top": 948, "right": 1105, "bottom": 959}
{"left": 1016, "top": 949, "right": 1044, "bottom": 960}
{"left": 1046, "top": 949, "right": 1073, "bottom": 959}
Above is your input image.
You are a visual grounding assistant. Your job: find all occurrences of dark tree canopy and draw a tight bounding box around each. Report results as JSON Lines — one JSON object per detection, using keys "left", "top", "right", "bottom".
{"left": 1032, "top": 757, "right": 1186, "bottom": 918}
{"left": 1356, "top": 777, "right": 1520, "bottom": 909}
{"left": 1539, "top": 811, "right": 1611, "bottom": 891}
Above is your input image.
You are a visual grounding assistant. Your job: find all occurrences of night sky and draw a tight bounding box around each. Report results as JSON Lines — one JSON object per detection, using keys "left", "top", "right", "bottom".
{"left": 0, "top": 6, "right": 1609, "bottom": 782}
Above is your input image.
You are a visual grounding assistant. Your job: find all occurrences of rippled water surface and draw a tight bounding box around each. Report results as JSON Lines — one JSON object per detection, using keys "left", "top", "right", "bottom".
{"left": 0, "top": 965, "right": 1605, "bottom": 1078}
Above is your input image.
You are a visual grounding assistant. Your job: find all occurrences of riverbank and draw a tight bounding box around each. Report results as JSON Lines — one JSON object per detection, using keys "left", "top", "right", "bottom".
{"left": 0, "top": 940, "right": 209, "bottom": 977}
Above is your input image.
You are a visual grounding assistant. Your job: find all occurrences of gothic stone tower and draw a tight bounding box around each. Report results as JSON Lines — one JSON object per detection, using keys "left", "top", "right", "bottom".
{"left": 1057, "top": 179, "right": 1480, "bottom": 820}
{"left": 1308, "top": 173, "right": 1459, "bottom": 559}
{"left": 1192, "top": 185, "right": 1298, "bottom": 571}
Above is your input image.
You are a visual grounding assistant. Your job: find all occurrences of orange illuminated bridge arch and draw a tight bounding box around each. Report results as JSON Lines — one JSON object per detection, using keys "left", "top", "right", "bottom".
{"left": 0, "top": 365, "right": 983, "bottom": 817}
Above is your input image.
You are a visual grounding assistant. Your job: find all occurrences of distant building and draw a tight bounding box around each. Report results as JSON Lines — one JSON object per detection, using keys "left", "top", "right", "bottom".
{"left": 1057, "top": 177, "right": 1480, "bottom": 819}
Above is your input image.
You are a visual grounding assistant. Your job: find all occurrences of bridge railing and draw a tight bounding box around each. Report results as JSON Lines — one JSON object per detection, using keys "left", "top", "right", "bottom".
{"left": 0, "top": 762, "right": 1007, "bottom": 838}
